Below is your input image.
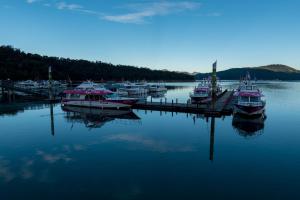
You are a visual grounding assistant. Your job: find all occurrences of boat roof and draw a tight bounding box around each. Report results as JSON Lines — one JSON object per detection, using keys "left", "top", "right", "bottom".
{"left": 237, "top": 91, "right": 263, "bottom": 97}
{"left": 64, "top": 89, "right": 113, "bottom": 95}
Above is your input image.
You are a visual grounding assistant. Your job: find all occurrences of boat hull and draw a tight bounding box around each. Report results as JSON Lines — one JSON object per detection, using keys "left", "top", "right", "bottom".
{"left": 61, "top": 100, "right": 131, "bottom": 110}
{"left": 234, "top": 104, "right": 265, "bottom": 116}
{"left": 190, "top": 91, "right": 223, "bottom": 104}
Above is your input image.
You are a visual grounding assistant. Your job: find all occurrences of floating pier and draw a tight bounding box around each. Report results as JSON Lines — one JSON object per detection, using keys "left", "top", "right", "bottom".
{"left": 133, "top": 90, "right": 234, "bottom": 117}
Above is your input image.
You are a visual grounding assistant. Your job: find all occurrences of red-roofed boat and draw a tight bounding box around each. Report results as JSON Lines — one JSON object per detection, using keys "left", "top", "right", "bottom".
{"left": 61, "top": 81, "right": 138, "bottom": 109}
{"left": 233, "top": 74, "right": 266, "bottom": 116}
{"left": 190, "top": 78, "right": 222, "bottom": 103}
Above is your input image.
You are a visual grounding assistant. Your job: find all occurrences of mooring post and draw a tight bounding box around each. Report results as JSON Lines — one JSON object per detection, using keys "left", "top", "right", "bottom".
{"left": 8, "top": 89, "right": 11, "bottom": 103}
{"left": 172, "top": 99, "right": 173, "bottom": 107}
{"left": 176, "top": 98, "right": 178, "bottom": 104}
{"left": 211, "top": 61, "right": 217, "bottom": 111}
{"left": 165, "top": 98, "right": 167, "bottom": 104}
{"left": 48, "top": 66, "right": 53, "bottom": 101}
{"left": 151, "top": 96, "right": 152, "bottom": 103}
{"left": 160, "top": 98, "right": 162, "bottom": 105}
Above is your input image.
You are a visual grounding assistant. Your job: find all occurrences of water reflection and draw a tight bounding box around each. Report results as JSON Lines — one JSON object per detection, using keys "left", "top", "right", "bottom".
{"left": 232, "top": 114, "right": 266, "bottom": 137}
{"left": 209, "top": 117, "right": 215, "bottom": 161}
{"left": 0, "top": 103, "right": 53, "bottom": 116}
{"left": 62, "top": 106, "right": 140, "bottom": 129}
{"left": 149, "top": 91, "right": 167, "bottom": 98}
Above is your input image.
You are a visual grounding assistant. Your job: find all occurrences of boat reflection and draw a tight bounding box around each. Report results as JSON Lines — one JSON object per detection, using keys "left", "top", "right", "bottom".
{"left": 62, "top": 106, "right": 140, "bottom": 129}
{"left": 232, "top": 114, "right": 266, "bottom": 137}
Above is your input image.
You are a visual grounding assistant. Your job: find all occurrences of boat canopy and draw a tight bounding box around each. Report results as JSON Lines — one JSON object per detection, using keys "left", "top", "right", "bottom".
{"left": 64, "top": 89, "right": 113, "bottom": 95}
{"left": 238, "top": 91, "right": 263, "bottom": 97}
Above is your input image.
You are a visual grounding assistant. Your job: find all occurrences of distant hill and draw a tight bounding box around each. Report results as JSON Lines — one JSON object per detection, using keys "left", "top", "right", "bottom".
{"left": 255, "top": 64, "right": 300, "bottom": 73}
{"left": 195, "top": 64, "right": 300, "bottom": 80}
{"left": 0, "top": 45, "right": 193, "bottom": 81}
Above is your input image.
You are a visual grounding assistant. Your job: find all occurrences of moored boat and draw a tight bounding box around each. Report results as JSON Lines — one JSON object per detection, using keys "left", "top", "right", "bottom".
{"left": 233, "top": 74, "right": 266, "bottom": 116}
{"left": 61, "top": 81, "right": 138, "bottom": 109}
{"left": 148, "top": 84, "right": 167, "bottom": 93}
{"left": 190, "top": 78, "right": 222, "bottom": 103}
{"left": 118, "top": 82, "right": 148, "bottom": 95}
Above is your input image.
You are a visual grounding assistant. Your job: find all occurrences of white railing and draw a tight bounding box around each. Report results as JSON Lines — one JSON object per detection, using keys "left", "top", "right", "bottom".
{"left": 237, "top": 101, "right": 263, "bottom": 106}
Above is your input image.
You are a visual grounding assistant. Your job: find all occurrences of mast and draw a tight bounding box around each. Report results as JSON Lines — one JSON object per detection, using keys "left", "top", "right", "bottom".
{"left": 211, "top": 61, "right": 217, "bottom": 110}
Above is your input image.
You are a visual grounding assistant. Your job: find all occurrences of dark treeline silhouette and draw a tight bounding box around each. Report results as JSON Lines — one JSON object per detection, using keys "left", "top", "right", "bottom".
{"left": 196, "top": 65, "right": 300, "bottom": 80}
{"left": 0, "top": 45, "right": 194, "bottom": 81}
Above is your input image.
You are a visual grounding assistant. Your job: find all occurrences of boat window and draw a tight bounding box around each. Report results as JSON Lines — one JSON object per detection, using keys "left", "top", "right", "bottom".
{"left": 240, "top": 96, "right": 249, "bottom": 102}
{"left": 70, "top": 94, "right": 80, "bottom": 98}
{"left": 250, "top": 96, "right": 260, "bottom": 102}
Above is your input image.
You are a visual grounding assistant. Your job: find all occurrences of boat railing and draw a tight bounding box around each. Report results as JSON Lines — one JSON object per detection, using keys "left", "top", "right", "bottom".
{"left": 238, "top": 101, "right": 263, "bottom": 106}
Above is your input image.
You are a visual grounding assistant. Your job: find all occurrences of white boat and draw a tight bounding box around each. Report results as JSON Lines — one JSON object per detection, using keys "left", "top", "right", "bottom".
{"left": 119, "top": 82, "right": 148, "bottom": 95}
{"left": 190, "top": 78, "right": 222, "bottom": 103}
{"left": 16, "top": 80, "right": 39, "bottom": 89}
{"left": 62, "top": 81, "right": 138, "bottom": 109}
{"left": 148, "top": 84, "right": 167, "bottom": 93}
{"left": 233, "top": 74, "right": 266, "bottom": 116}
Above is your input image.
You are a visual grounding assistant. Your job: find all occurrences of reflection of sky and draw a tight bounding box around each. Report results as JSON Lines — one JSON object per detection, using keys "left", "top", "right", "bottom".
{"left": 1, "top": 82, "right": 300, "bottom": 199}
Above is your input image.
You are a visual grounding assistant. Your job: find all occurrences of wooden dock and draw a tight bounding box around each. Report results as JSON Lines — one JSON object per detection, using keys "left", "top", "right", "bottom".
{"left": 133, "top": 90, "right": 234, "bottom": 117}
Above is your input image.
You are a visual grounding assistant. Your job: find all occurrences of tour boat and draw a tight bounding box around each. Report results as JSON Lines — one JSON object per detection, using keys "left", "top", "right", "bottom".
{"left": 148, "top": 84, "right": 167, "bottom": 93}
{"left": 233, "top": 75, "right": 266, "bottom": 116}
{"left": 61, "top": 81, "right": 138, "bottom": 109}
{"left": 190, "top": 78, "right": 222, "bottom": 103}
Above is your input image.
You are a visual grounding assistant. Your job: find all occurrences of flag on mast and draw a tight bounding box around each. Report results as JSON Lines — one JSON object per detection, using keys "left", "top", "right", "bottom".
{"left": 212, "top": 61, "right": 217, "bottom": 71}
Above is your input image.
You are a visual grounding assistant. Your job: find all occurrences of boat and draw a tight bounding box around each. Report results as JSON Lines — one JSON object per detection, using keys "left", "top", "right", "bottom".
{"left": 190, "top": 78, "right": 222, "bottom": 103}
{"left": 16, "top": 80, "right": 40, "bottom": 89}
{"left": 118, "top": 82, "right": 148, "bottom": 95}
{"left": 148, "top": 84, "right": 167, "bottom": 93}
{"left": 61, "top": 81, "right": 138, "bottom": 109}
{"left": 233, "top": 74, "right": 266, "bottom": 116}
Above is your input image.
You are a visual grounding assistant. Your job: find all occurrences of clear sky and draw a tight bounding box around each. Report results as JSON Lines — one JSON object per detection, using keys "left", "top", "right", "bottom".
{"left": 1, "top": 0, "right": 300, "bottom": 72}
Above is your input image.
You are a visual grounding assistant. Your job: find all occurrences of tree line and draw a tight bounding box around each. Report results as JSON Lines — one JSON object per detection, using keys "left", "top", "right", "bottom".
{"left": 0, "top": 45, "right": 194, "bottom": 81}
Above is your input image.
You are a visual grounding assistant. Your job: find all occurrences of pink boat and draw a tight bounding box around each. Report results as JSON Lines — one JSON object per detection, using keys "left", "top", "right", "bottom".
{"left": 233, "top": 75, "right": 266, "bottom": 116}
{"left": 190, "top": 78, "right": 222, "bottom": 103}
{"left": 61, "top": 81, "right": 138, "bottom": 109}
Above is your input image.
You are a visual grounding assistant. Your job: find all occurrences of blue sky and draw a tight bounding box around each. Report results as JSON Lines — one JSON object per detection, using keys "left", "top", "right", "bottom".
{"left": 1, "top": 0, "right": 300, "bottom": 72}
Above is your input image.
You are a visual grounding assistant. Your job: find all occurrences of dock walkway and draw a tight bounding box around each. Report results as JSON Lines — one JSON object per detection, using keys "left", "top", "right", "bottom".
{"left": 133, "top": 90, "right": 234, "bottom": 117}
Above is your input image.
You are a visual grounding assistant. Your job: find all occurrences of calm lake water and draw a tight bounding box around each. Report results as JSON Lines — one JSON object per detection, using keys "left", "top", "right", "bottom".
{"left": 1, "top": 81, "right": 300, "bottom": 200}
